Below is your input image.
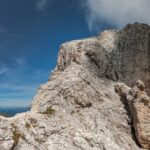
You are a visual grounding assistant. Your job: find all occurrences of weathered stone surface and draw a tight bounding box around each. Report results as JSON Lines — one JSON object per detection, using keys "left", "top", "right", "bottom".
{"left": 106, "top": 23, "right": 150, "bottom": 94}
{"left": 0, "top": 23, "right": 150, "bottom": 149}
{"left": 115, "top": 80, "right": 150, "bottom": 149}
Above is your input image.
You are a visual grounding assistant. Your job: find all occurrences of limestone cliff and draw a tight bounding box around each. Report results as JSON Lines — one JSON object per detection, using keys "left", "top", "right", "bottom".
{"left": 0, "top": 23, "right": 150, "bottom": 150}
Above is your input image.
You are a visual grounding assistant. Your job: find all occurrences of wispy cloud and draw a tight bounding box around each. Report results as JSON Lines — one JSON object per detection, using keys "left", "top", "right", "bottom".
{"left": 0, "top": 81, "right": 38, "bottom": 107}
{"left": 0, "top": 66, "right": 9, "bottom": 76}
{"left": 0, "top": 57, "right": 26, "bottom": 76}
{"left": 0, "top": 64, "right": 50, "bottom": 107}
{"left": 12, "top": 57, "right": 26, "bottom": 68}
{"left": 0, "top": 83, "right": 37, "bottom": 93}
{"left": 35, "top": 0, "right": 50, "bottom": 11}
{"left": 82, "top": 0, "right": 150, "bottom": 32}
{"left": 0, "top": 27, "right": 19, "bottom": 38}
{"left": 0, "top": 98, "right": 31, "bottom": 108}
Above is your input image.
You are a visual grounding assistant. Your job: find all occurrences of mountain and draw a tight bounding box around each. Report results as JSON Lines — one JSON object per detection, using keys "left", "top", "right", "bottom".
{"left": 0, "top": 23, "right": 150, "bottom": 150}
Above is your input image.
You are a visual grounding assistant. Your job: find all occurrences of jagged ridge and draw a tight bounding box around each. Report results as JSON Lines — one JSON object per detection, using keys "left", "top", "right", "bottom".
{"left": 0, "top": 23, "right": 149, "bottom": 150}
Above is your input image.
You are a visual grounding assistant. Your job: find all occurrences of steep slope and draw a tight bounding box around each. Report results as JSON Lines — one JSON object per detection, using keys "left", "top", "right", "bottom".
{"left": 106, "top": 23, "right": 150, "bottom": 94}
{"left": 0, "top": 23, "right": 149, "bottom": 150}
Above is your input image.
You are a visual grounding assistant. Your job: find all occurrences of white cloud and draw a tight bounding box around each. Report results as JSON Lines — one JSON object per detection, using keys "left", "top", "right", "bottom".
{"left": 36, "top": 0, "right": 50, "bottom": 11}
{"left": 82, "top": 0, "right": 150, "bottom": 32}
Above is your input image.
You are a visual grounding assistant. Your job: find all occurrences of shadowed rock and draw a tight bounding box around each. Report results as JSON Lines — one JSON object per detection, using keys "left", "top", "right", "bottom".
{"left": 115, "top": 80, "right": 150, "bottom": 149}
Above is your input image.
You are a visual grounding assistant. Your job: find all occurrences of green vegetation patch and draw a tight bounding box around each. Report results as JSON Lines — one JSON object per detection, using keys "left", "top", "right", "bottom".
{"left": 42, "top": 107, "right": 55, "bottom": 115}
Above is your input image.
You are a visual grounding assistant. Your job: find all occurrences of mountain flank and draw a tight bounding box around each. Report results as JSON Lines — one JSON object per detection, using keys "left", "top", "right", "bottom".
{"left": 0, "top": 23, "right": 150, "bottom": 150}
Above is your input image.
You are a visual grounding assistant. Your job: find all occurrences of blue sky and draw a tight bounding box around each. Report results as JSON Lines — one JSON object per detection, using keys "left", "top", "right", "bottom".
{"left": 2, "top": 0, "right": 148, "bottom": 107}
{"left": 0, "top": 0, "right": 115, "bottom": 107}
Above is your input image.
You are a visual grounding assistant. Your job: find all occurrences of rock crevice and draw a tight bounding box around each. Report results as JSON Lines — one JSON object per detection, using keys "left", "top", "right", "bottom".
{"left": 115, "top": 80, "right": 150, "bottom": 149}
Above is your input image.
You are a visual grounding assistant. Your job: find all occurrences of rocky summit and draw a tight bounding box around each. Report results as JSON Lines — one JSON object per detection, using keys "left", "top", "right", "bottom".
{"left": 0, "top": 23, "right": 150, "bottom": 150}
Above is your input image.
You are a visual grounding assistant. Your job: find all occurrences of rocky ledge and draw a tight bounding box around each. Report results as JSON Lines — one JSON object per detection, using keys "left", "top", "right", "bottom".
{"left": 0, "top": 23, "right": 150, "bottom": 150}
{"left": 115, "top": 80, "right": 150, "bottom": 149}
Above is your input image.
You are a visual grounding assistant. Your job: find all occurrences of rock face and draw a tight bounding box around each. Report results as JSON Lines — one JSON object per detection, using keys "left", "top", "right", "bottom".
{"left": 115, "top": 80, "right": 150, "bottom": 149}
{"left": 106, "top": 23, "right": 150, "bottom": 94}
{"left": 0, "top": 23, "right": 150, "bottom": 150}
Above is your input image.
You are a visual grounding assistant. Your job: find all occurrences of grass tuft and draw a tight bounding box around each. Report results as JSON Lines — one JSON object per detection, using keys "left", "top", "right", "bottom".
{"left": 42, "top": 107, "right": 55, "bottom": 115}
{"left": 13, "top": 131, "right": 21, "bottom": 146}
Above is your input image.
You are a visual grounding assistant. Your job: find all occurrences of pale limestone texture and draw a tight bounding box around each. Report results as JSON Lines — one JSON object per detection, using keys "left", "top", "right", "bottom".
{"left": 0, "top": 23, "right": 149, "bottom": 150}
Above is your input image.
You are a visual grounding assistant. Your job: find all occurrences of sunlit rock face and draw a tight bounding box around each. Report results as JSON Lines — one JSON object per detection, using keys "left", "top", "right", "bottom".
{"left": 0, "top": 23, "right": 150, "bottom": 150}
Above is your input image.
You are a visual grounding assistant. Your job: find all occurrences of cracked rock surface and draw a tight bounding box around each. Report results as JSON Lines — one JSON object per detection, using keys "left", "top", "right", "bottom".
{"left": 115, "top": 80, "right": 150, "bottom": 149}
{"left": 0, "top": 23, "right": 150, "bottom": 150}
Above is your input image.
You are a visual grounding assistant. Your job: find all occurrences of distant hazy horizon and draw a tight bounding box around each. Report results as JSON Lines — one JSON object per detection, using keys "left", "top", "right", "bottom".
{"left": 0, "top": 99, "right": 31, "bottom": 108}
